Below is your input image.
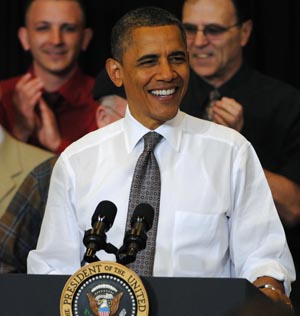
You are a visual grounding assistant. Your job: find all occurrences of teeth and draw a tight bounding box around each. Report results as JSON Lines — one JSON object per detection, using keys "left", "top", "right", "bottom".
{"left": 195, "top": 53, "right": 211, "bottom": 58}
{"left": 151, "top": 88, "right": 175, "bottom": 96}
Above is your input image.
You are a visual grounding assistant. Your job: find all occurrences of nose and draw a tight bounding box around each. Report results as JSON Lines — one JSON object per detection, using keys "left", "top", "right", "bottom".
{"left": 50, "top": 28, "right": 63, "bottom": 45}
{"left": 193, "top": 30, "right": 209, "bottom": 47}
{"left": 157, "top": 60, "right": 175, "bottom": 81}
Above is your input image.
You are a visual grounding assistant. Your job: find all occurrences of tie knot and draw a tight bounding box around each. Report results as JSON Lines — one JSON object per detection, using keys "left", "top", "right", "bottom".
{"left": 143, "top": 132, "right": 162, "bottom": 152}
{"left": 42, "top": 91, "right": 64, "bottom": 109}
{"left": 209, "top": 89, "right": 220, "bottom": 102}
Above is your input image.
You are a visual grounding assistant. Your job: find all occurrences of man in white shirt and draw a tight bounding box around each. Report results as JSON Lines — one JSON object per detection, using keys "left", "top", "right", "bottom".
{"left": 28, "top": 6, "right": 294, "bottom": 309}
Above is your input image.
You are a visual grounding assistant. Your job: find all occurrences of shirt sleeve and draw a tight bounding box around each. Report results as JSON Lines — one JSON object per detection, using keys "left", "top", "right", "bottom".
{"left": 27, "top": 154, "right": 83, "bottom": 274}
{"left": 229, "top": 142, "right": 296, "bottom": 295}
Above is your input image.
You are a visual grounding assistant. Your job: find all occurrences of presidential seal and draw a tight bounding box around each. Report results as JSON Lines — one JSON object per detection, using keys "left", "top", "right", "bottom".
{"left": 60, "top": 261, "right": 149, "bottom": 316}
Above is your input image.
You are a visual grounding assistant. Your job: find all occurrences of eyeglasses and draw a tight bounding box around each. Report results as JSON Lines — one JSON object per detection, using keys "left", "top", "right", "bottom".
{"left": 182, "top": 22, "right": 240, "bottom": 41}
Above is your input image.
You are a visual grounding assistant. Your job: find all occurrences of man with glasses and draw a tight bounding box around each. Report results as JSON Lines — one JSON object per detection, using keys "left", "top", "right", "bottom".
{"left": 180, "top": 0, "right": 300, "bottom": 311}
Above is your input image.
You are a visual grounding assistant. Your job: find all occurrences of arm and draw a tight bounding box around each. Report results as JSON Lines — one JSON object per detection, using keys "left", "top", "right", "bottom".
{"left": 36, "top": 98, "right": 63, "bottom": 152}
{"left": 229, "top": 142, "right": 295, "bottom": 298}
{"left": 264, "top": 170, "right": 300, "bottom": 225}
{"left": 12, "top": 74, "right": 64, "bottom": 152}
{"left": 27, "top": 155, "right": 83, "bottom": 274}
{"left": 212, "top": 97, "right": 244, "bottom": 132}
{"left": 12, "top": 73, "right": 44, "bottom": 141}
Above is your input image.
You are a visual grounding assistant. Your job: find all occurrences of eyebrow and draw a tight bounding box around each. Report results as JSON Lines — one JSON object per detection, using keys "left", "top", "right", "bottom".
{"left": 136, "top": 54, "right": 158, "bottom": 63}
{"left": 169, "top": 50, "right": 187, "bottom": 57}
{"left": 137, "top": 50, "right": 186, "bottom": 62}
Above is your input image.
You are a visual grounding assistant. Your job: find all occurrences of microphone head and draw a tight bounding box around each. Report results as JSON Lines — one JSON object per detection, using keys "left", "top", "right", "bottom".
{"left": 92, "top": 200, "right": 117, "bottom": 228}
{"left": 131, "top": 203, "right": 154, "bottom": 231}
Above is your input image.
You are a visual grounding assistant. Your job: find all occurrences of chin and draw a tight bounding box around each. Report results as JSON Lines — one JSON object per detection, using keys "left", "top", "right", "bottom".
{"left": 192, "top": 66, "right": 216, "bottom": 79}
{"left": 47, "top": 65, "right": 74, "bottom": 76}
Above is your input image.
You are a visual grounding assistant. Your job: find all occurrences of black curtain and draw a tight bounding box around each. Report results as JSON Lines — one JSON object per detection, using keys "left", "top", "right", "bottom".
{"left": 1, "top": 0, "right": 300, "bottom": 90}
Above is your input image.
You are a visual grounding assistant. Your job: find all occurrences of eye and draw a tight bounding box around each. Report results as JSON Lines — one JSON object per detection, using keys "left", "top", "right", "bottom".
{"left": 140, "top": 60, "right": 155, "bottom": 66}
{"left": 204, "top": 25, "right": 228, "bottom": 35}
{"left": 35, "top": 24, "right": 50, "bottom": 32}
{"left": 182, "top": 23, "right": 198, "bottom": 35}
{"left": 138, "top": 55, "right": 158, "bottom": 67}
{"left": 169, "top": 54, "right": 187, "bottom": 64}
{"left": 61, "top": 24, "right": 77, "bottom": 33}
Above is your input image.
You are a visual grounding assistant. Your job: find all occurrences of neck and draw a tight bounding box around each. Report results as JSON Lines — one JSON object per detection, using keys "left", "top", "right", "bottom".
{"left": 204, "top": 59, "right": 243, "bottom": 88}
{"left": 33, "top": 63, "right": 78, "bottom": 92}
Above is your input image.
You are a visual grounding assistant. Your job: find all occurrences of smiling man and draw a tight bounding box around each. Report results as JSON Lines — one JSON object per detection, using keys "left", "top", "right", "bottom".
{"left": 0, "top": 0, "right": 98, "bottom": 153}
{"left": 180, "top": 0, "right": 300, "bottom": 310}
{"left": 28, "top": 7, "right": 294, "bottom": 311}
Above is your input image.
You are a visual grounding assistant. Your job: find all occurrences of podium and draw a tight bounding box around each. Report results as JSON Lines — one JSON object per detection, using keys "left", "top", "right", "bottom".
{"left": 0, "top": 274, "right": 272, "bottom": 316}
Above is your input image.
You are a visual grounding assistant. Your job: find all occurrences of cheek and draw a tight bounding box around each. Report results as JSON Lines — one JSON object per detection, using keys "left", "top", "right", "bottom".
{"left": 186, "top": 38, "right": 194, "bottom": 50}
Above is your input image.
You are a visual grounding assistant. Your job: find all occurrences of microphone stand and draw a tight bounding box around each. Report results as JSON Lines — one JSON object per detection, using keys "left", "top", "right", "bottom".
{"left": 83, "top": 229, "right": 119, "bottom": 263}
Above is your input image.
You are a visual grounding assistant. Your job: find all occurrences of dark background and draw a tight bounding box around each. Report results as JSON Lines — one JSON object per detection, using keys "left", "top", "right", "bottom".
{"left": 1, "top": 0, "right": 300, "bottom": 90}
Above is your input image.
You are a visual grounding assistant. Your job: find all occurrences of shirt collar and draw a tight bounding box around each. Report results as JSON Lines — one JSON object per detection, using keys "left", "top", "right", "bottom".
{"left": 189, "top": 62, "right": 250, "bottom": 96}
{"left": 29, "top": 66, "right": 88, "bottom": 107}
{"left": 123, "top": 106, "right": 185, "bottom": 153}
{"left": 218, "top": 62, "right": 250, "bottom": 95}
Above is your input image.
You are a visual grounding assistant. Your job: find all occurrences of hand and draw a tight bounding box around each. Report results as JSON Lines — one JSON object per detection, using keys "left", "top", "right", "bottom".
{"left": 211, "top": 97, "right": 244, "bottom": 132}
{"left": 36, "top": 97, "right": 62, "bottom": 152}
{"left": 259, "top": 287, "right": 294, "bottom": 315}
{"left": 254, "top": 277, "right": 294, "bottom": 315}
{"left": 12, "top": 73, "right": 44, "bottom": 141}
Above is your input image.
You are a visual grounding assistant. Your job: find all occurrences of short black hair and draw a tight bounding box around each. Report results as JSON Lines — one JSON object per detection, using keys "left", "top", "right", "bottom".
{"left": 231, "top": 0, "right": 252, "bottom": 24}
{"left": 23, "top": 0, "right": 88, "bottom": 26}
{"left": 110, "top": 6, "right": 187, "bottom": 62}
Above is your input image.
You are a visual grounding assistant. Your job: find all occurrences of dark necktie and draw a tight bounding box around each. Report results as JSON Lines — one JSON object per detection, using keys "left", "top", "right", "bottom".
{"left": 42, "top": 92, "right": 64, "bottom": 111}
{"left": 126, "top": 131, "right": 162, "bottom": 275}
{"left": 204, "top": 89, "right": 220, "bottom": 121}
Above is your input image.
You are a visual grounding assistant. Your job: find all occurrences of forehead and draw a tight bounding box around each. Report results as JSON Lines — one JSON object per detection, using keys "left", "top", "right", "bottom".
{"left": 26, "top": 0, "right": 83, "bottom": 24}
{"left": 183, "top": 0, "right": 236, "bottom": 24}
{"left": 124, "top": 25, "right": 186, "bottom": 59}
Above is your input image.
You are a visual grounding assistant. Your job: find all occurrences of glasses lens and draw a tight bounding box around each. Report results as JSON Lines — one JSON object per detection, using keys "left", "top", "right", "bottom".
{"left": 183, "top": 23, "right": 238, "bottom": 40}
{"left": 183, "top": 23, "right": 198, "bottom": 36}
{"left": 204, "top": 25, "right": 229, "bottom": 37}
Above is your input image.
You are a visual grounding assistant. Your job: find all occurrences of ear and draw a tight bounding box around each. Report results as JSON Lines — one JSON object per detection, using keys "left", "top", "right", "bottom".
{"left": 81, "top": 28, "right": 93, "bottom": 51}
{"left": 18, "top": 27, "right": 30, "bottom": 51}
{"left": 105, "top": 58, "right": 123, "bottom": 88}
{"left": 240, "top": 20, "right": 253, "bottom": 47}
{"left": 95, "top": 105, "right": 108, "bottom": 128}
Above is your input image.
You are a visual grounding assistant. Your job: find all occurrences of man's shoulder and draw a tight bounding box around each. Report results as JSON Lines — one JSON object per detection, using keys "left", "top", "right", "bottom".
{"left": 60, "top": 68, "right": 96, "bottom": 101}
{"left": 70, "top": 68, "right": 95, "bottom": 86}
{"left": 184, "top": 113, "right": 248, "bottom": 146}
{"left": 31, "top": 156, "right": 58, "bottom": 177}
{"left": 242, "top": 66, "right": 300, "bottom": 95}
{"left": 62, "top": 120, "right": 123, "bottom": 157}
{"left": 3, "top": 131, "right": 54, "bottom": 169}
{"left": 0, "top": 74, "right": 23, "bottom": 93}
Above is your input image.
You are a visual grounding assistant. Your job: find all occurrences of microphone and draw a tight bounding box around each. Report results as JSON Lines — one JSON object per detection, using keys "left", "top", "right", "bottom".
{"left": 117, "top": 203, "right": 154, "bottom": 265}
{"left": 83, "top": 200, "right": 117, "bottom": 263}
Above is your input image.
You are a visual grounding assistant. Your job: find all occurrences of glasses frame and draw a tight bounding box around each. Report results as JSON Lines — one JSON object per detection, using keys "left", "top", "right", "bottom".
{"left": 182, "top": 22, "right": 241, "bottom": 40}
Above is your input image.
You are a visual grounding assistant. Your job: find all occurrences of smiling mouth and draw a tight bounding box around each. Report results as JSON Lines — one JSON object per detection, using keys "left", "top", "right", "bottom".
{"left": 44, "top": 50, "right": 67, "bottom": 56}
{"left": 149, "top": 88, "right": 176, "bottom": 96}
{"left": 192, "top": 53, "right": 213, "bottom": 58}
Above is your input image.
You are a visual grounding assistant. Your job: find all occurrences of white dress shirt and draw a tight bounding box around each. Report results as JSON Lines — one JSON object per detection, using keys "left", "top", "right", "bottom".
{"left": 27, "top": 108, "right": 295, "bottom": 294}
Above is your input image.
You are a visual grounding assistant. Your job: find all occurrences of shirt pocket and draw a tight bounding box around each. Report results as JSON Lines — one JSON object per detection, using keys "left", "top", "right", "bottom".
{"left": 171, "top": 211, "right": 229, "bottom": 277}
